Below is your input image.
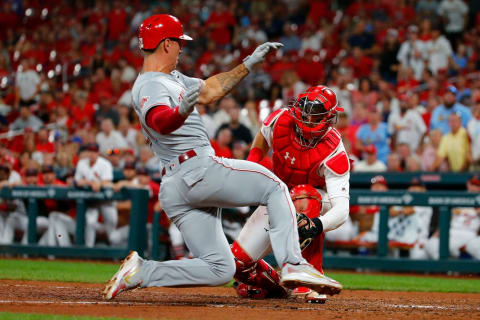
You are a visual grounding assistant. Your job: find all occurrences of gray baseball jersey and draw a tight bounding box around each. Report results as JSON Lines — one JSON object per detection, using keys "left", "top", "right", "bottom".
{"left": 131, "top": 71, "right": 211, "bottom": 165}
{"left": 130, "top": 70, "right": 307, "bottom": 288}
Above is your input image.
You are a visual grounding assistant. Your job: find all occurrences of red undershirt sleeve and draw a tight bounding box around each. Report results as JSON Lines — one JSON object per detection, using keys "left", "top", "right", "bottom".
{"left": 145, "top": 105, "right": 187, "bottom": 135}
{"left": 247, "top": 147, "right": 264, "bottom": 163}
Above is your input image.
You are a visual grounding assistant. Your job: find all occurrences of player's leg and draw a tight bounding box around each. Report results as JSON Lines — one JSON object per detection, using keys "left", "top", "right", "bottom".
{"left": 109, "top": 225, "right": 129, "bottom": 247}
{"left": 103, "top": 207, "right": 236, "bottom": 299}
{"left": 85, "top": 207, "right": 99, "bottom": 247}
{"left": 189, "top": 156, "right": 341, "bottom": 294}
{"left": 465, "top": 237, "right": 480, "bottom": 259}
{"left": 53, "top": 212, "right": 76, "bottom": 247}
{"left": 186, "top": 156, "right": 304, "bottom": 267}
{"left": 232, "top": 206, "right": 287, "bottom": 298}
{"left": 99, "top": 203, "right": 118, "bottom": 244}
{"left": 0, "top": 212, "right": 26, "bottom": 244}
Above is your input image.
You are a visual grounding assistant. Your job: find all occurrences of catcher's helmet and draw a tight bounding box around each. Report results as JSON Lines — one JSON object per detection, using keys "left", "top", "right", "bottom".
{"left": 290, "top": 184, "right": 323, "bottom": 219}
{"left": 138, "top": 14, "right": 192, "bottom": 50}
{"left": 290, "top": 85, "right": 344, "bottom": 148}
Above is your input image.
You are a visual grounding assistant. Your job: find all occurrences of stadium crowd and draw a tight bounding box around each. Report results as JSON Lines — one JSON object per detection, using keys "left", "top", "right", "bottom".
{"left": 0, "top": 0, "right": 479, "bottom": 259}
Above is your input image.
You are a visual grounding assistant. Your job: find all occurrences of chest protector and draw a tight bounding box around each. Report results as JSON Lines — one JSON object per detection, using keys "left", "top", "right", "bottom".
{"left": 271, "top": 112, "right": 341, "bottom": 188}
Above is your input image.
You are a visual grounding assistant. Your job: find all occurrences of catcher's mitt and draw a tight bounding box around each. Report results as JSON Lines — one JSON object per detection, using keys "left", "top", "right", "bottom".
{"left": 297, "top": 213, "right": 323, "bottom": 251}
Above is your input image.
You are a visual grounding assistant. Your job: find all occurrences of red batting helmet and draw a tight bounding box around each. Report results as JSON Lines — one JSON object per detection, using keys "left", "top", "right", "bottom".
{"left": 138, "top": 14, "right": 192, "bottom": 50}
{"left": 291, "top": 85, "right": 344, "bottom": 148}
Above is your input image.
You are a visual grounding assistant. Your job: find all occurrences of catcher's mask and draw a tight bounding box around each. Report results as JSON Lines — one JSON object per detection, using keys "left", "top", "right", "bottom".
{"left": 290, "top": 85, "right": 344, "bottom": 148}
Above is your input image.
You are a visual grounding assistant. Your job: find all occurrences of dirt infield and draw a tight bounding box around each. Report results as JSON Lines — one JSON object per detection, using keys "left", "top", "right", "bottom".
{"left": 0, "top": 280, "right": 479, "bottom": 319}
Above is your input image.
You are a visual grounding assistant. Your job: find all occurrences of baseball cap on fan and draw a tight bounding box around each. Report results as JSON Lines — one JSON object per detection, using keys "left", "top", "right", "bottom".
{"left": 364, "top": 145, "right": 377, "bottom": 155}
{"left": 371, "top": 175, "right": 387, "bottom": 186}
{"left": 138, "top": 14, "right": 193, "bottom": 50}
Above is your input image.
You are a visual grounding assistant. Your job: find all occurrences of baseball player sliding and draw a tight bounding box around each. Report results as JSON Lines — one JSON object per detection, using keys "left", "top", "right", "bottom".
{"left": 104, "top": 14, "right": 337, "bottom": 300}
{"left": 231, "top": 86, "right": 349, "bottom": 303}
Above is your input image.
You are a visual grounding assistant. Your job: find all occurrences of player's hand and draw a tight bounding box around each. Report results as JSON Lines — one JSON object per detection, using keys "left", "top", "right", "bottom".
{"left": 243, "top": 42, "right": 283, "bottom": 71}
{"left": 178, "top": 83, "right": 202, "bottom": 116}
{"left": 297, "top": 213, "right": 323, "bottom": 251}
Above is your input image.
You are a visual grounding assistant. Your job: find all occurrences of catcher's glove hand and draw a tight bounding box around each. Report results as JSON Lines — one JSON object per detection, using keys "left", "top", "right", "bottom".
{"left": 297, "top": 213, "right": 323, "bottom": 251}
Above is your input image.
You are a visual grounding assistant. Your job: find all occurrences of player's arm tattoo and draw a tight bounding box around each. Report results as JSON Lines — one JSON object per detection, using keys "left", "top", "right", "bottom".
{"left": 199, "top": 64, "right": 249, "bottom": 104}
{"left": 215, "top": 64, "right": 249, "bottom": 94}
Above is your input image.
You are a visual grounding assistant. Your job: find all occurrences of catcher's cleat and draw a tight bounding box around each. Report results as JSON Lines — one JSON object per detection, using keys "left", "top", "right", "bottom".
{"left": 280, "top": 263, "right": 342, "bottom": 296}
{"left": 291, "top": 287, "right": 327, "bottom": 304}
{"left": 103, "top": 251, "right": 144, "bottom": 300}
{"left": 234, "top": 282, "right": 268, "bottom": 299}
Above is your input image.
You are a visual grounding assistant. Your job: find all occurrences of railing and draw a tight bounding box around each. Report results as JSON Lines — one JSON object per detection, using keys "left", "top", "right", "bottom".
{"left": 320, "top": 190, "right": 480, "bottom": 273}
{"left": 0, "top": 186, "right": 151, "bottom": 259}
{"left": 1, "top": 186, "right": 479, "bottom": 273}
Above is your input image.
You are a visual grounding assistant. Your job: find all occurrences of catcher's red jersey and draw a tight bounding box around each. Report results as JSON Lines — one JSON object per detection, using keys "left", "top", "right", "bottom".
{"left": 269, "top": 110, "right": 342, "bottom": 189}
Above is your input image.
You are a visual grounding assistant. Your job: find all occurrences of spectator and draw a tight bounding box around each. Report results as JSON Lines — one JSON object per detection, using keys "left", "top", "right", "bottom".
{"left": 347, "top": 20, "right": 375, "bottom": 51}
{"left": 118, "top": 118, "right": 138, "bottom": 156}
{"left": 36, "top": 128, "right": 54, "bottom": 154}
{"left": 280, "top": 70, "right": 307, "bottom": 105}
{"left": 205, "top": 2, "right": 236, "bottom": 47}
{"left": 351, "top": 78, "right": 379, "bottom": 109}
{"left": 421, "top": 129, "right": 448, "bottom": 171}
{"left": 356, "top": 105, "right": 390, "bottom": 164}
{"left": 280, "top": 23, "right": 302, "bottom": 53}
{"left": 0, "top": 162, "right": 21, "bottom": 187}
{"left": 397, "top": 25, "right": 428, "bottom": 80}
{"left": 437, "top": 0, "right": 469, "bottom": 50}
{"left": 9, "top": 106, "right": 43, "bottom": 131}
{"left": 354, "top": 145, "right": 387, "bottom": 172}
{"left": 71, "top": 90, "right": 95, "bottom": 130}
{"left": 430, "top": 85, "right": 472, "bottom": 134}
{"left": 212, "top": 97, "right": 252, "bottom": 135}
{"left": 94, "top": 91, "right": 120, "bottom": 127}
{"left": 74, "top": 143, "right": 117, "bottom": 247}
{"left": 426, "top": 24, "right": 453, "bottom": 75}
{"left": 387, "top": 152, "right": 402, "bottom": 172}
{"left": 467, "top": 103, "right": 480, "bottom": 170}
{"left": 432, "top": 113, "right": 471, "bottom": 171}
{"left": 14, "top": 59, "right": 41, "bottom": 107}
{"left": 211, "top": 127, "right": 233, "bottom": 158}
{"left": 196, "top": 104, "right": 216, "bottom": 139}
{"left": 137, "top": 146, "right": 159, "bottom": 173}
{"left": 405, "top": 155, "right": 421, "bottom": 171}
{"left": 378, "top": 28, "right": 400, "bottom": 83}
{"left": 344, "top": 46, "right": 374, "bottom": 79}
{"left": 416, "top": 0, "right": 439, "bottom": 18}
{"left": 217, "top": 101, "right": 253, "bottom": 146}
{"left": 388, "top": 93, "right": 427, "bottom": 152}
{"left": 451, "top": 43, "right": 468, "bottom": 74}
{"left": 96, "top": 118, "right": 129, "bottom": 155}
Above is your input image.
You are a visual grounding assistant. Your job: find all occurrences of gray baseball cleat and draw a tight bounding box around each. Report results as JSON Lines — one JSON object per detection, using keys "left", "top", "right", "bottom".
{"left": 280, "top": 263, "right": 342, "bottom": 296}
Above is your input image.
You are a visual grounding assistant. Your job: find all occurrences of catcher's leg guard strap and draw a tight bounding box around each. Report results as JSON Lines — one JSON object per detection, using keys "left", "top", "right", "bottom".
{"left": 231, "top": 241, "right": 257, "bottom": 284}
{"left": 254, "top": 259, "right": 289, "bottom": 298}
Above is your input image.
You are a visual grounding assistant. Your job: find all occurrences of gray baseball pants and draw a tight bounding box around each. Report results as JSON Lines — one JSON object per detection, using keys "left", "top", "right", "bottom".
{"left": 139, "top": 146, "right": 305, "bottom": 287}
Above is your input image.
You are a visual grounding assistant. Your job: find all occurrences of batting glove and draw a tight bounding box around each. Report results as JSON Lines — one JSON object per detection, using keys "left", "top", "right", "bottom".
{"left": 178, "top": 83, "right": 202, "bottom": 116}
{"left": 243, "top": 42, "right": 283, "bottom": 71}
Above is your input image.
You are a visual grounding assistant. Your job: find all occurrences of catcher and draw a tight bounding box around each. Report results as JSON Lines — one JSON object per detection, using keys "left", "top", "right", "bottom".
{"left": 231, "top": 85, "right": 350, "bottom": 303}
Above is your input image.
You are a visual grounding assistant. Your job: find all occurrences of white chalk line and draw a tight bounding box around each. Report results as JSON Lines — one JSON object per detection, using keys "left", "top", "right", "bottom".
{"left": 0, "top": 284, "right": 73, "bottom": 290}
{"left": 0, "top": 299, "right": 320, "bottom": 311}
{"left": 0, "top": 299, "right": 478, "bottom": 312}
